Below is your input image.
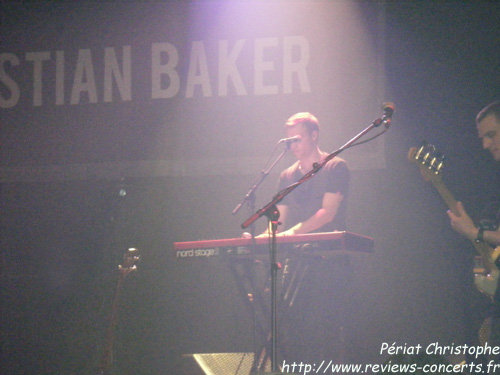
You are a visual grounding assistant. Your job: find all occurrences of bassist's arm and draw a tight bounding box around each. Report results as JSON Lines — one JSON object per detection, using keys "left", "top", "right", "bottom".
{"left": 448, "top": 201, "right": 500, "bottom": 246}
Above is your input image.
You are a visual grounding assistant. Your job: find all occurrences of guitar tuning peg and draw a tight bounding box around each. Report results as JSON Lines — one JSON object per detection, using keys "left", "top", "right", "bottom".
{"left": 436, "top": 160, "right": 444, "bottom": 173}
{"left": 415, "top": 146, "right": 424, "bottom": 160}
{"left": 423, "top": 151, "right": 431, "bottom": 163}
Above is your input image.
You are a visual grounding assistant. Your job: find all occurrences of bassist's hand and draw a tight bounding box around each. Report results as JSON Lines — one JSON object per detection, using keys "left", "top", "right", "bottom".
{"left": 447, "top": 201, "right": 478, "bottom": 241}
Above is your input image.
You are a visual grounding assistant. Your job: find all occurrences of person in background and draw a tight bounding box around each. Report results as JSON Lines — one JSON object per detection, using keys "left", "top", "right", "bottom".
{"left": 258, "top": 112, "right": 352, "bottom": 366}
{"left": 447, "top": 100, "right": 500, "bottom": 364}
{"left": 267, "top": 112, "right": 349, "bottom": 236}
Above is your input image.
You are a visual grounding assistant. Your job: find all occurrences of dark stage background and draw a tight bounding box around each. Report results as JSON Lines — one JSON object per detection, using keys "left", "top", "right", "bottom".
{"left": 1, "top": 2, "right": 500, "bottom": 375}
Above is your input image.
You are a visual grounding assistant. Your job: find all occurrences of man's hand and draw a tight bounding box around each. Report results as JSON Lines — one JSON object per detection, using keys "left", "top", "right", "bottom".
{"left": 447, "top": 201, "right": 478, "bottom": 241}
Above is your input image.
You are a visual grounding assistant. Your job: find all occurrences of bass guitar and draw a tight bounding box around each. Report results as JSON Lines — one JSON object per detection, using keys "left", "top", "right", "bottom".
{"left": 408, "top": 142, "right": 499, "bottom": 297}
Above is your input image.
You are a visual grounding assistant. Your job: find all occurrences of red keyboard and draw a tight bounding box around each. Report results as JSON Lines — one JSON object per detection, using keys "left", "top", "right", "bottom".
{"left": 173, "top": 231, "right": 374, "bottom": 260}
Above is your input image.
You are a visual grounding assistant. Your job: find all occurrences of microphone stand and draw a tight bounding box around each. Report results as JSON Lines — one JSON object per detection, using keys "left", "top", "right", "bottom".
{"left": 232, "top": 144, "right": 290, "bottom": 372}
{"left": 241, "top": 112, "right": 392, "bottom": 373}
{"left": 232, "top": 146, "right": 291, "bottom": 233}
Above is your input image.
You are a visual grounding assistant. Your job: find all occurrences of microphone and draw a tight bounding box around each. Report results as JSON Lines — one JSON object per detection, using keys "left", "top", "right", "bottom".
{"left": 382, "top": 102, "right": 395, "bottom": 118}
{"left": 380, "top": 102, "right": 395, "bottom": 128}
{"left": 278, "top": 135, "right": 302, "bottom": 145}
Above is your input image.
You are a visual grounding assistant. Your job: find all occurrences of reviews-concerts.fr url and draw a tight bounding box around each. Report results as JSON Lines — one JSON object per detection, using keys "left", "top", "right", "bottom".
{"left": 281, "top": 360, "right": 487, "bottom": 375}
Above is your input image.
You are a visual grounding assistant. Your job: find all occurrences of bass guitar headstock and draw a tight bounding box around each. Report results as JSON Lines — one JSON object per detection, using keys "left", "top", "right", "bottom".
{"left": 408, "top": 141, "right": 445, "bottom": 185}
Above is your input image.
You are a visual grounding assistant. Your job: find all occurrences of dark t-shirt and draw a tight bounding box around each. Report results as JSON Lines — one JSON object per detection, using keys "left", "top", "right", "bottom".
{"left": 277, "top": 156, "right": 349, "bottom": 232}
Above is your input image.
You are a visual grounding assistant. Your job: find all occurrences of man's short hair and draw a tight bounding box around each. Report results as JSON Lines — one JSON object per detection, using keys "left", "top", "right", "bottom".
{"left": 476, "top": 100, "right": 500, "bottom": 124}
{"left": 285, "top": 112, "right": 320, "bottom": 134}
